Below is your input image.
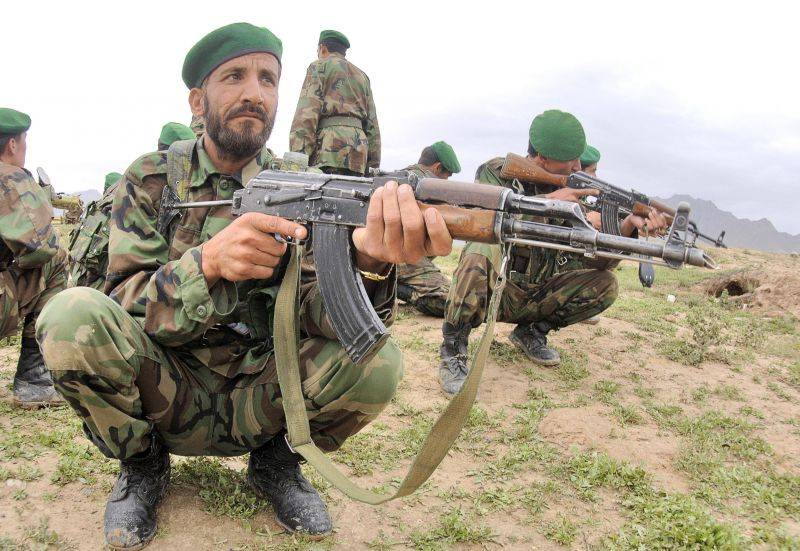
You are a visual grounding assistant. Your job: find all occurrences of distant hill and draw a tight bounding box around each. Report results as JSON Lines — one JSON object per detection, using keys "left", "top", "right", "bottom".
{"left": 658, "top": 194, "right": 800, "bottom": 253}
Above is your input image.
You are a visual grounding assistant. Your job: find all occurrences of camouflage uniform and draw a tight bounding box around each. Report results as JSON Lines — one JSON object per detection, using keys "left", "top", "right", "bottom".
{"left": 189, "top": 115, "right": 205, "bottom": 137}
{"left": 0, "top": 162, "right": 68, "bottom": 340}
{"left": 36, "top": 140, "right": 402, "bottom": 460}
{"left": 66, "top": 183, "right": 117, "bottom": 290}
{"left": 289, "top": 53, "right": 380, "bottom": 176}
{"left": 444, "top": 157, "right": 618, "bottom": 330}
{"left": 396, "top": 164, "right": 450, "bottom": 317}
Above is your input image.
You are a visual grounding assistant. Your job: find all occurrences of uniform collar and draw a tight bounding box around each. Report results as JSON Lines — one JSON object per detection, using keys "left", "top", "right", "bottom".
{"left": 190, "top": 137, "right": 272, "bottom": 188}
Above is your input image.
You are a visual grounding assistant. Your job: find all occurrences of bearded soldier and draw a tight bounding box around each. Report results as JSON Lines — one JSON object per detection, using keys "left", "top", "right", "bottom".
{"left": 36, "top": 23, "right": 451, "bottom": 549}
{"left": 289, "top": 30, "right": 380, "bottom": 176}
{"left": 438, "top": 110, "right": 667, "bottom": 395}
{"left": 0, "top": 108, "right": 67, "bottom": 408}
{"left": 397, "top": 141, "right": 461, "bottom": 316}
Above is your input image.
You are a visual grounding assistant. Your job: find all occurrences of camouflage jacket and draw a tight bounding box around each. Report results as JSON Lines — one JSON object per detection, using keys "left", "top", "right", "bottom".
{"left": 403, "top": 164, "right": 436, "bottom": 178}
{"left": 0, "top": 162, "right": 61, "bottom": 270}
{"left": 67, "top": 183, "right": 117, "bottom": 290}
{"left": 106, "top": 139, "right": 395, "bottom": 378}
{"left": 476, "top": 157, "right": 611, "bottom": 286}
{"left": 289, "top": 53, "right": 380, "bottom": 175}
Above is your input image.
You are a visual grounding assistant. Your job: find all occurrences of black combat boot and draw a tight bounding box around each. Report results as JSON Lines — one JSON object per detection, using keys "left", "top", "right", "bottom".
{"left": 247, "top": 433, "right": 332, "bottom": 538}
{"left": 439, "top": 322, "right": 472, "bottom": 395}
{"left": 12, "top": 338, "right": 65, "bottom": 409}
{"left": 104, "top": 437, "right": 170, "bottom": 551}
{"left": 509, "top": 321, "right": 561, "bottom": 366}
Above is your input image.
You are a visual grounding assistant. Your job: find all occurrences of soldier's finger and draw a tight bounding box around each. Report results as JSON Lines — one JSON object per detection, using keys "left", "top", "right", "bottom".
{"left": 243, "top": 212, "right": 307, "bottom": 240}
{"left": 422, "top": 207, "right": 453, "bottom": 257}
{"left": 362, "top": 186, "right": 386, "bottom": 253}
{"left": 382, "top": 181, "right": 404, "bottom": 261}
{"left": 573, "top": 188, "right": 600, "bottom": 198}
{"left": 397, "top": 185, "right": 426, "bottom": 262}
{"left": 243, "top": 248, "right": 283, "bottom": 268}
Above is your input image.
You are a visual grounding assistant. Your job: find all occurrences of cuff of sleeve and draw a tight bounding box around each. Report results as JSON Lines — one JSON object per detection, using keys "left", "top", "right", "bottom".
{"left": 371, "top": 265, "right": 397, "bottom": 324}
{"left": 181, "top": 245, "right": 238, "bottom": 323}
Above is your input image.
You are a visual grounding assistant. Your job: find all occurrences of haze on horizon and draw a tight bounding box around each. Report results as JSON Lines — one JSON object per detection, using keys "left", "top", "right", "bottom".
{"left": 4, "top": 0, "right": 798, "bottom": 233}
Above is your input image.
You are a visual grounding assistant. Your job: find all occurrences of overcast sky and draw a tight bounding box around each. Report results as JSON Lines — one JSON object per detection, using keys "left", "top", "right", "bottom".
{"left": 5, "top": 0, "right": 798, "bottom": 233}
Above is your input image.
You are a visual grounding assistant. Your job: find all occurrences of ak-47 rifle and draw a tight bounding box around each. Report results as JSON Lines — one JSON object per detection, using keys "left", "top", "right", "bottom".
{"left": 500, "top": 153, "right": 727, "bottom": 248}
{"left": 160, "top": 169, "right": 716, "bottom": 366}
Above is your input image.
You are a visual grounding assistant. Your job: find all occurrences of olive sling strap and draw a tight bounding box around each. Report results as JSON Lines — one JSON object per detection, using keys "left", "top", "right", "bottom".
{"left": 273, "top": 242, "right": 510, "bottom": 504}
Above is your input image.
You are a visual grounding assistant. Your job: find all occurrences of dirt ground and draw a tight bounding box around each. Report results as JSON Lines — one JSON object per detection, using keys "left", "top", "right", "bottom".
{"left": 1, "top": 246, "right": 798, "bottom": 550}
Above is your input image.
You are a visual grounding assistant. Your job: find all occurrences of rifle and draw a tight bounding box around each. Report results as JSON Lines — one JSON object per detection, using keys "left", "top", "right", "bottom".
{"left": 161, "top": 169, "right": 716, "bottom": 366}
{"left": 499, "top": 153, "right": 727, "bottom": 248}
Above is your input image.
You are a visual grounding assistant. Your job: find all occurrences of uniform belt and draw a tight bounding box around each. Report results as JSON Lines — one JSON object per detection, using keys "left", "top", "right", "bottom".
{"left": 318, "top": 115, "right": 363, "bottom": 130}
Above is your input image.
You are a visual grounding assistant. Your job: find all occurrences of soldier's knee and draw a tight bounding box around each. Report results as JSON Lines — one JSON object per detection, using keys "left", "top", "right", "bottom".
{"left": 597, "top": 270, "right": 619, "bottom": 302}
{"left": 355, "top": 340, "right": 404, "bottom": 406}
{"left": 37, "top": 287, "right": 114, "bottom": 338}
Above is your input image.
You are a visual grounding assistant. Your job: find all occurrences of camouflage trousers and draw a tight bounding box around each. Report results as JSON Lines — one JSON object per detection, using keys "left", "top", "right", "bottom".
{"left": 35, "top": 287, "right": 403, "bottom": 460}
{"left": 396, "top": 257, "right": 450, "bottom": 317}
{"left": 0, "top": 249, "right": 67, "bottom": 339}
{"left": 444, "top": 243, "right": 618, "bottom": 329}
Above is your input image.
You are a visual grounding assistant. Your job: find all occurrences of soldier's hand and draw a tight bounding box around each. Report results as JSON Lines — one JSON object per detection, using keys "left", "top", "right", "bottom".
{"left": 201, "top": 212, "right": 307, "bottom": 285}
{"left": 352, "top": 181, "right": 452, "bottom": 271}
{"left": 545, "top": 187, "right": 599, "bottom": 203}
{"left": 620, "top": 208, "right": 669, "bottom": 238}
{"left": 586, "top": 211, "right": 603, "bottom": 230}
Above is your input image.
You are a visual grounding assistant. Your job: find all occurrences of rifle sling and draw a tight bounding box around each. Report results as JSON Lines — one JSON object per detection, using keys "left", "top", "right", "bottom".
{"left": 273, "top": 243, "right": 509, "bottom": 504}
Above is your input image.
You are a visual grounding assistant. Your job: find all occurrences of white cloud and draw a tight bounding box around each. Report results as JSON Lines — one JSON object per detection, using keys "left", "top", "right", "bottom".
{"left": 3, "top": 0, "right": 797, "bottom": 231}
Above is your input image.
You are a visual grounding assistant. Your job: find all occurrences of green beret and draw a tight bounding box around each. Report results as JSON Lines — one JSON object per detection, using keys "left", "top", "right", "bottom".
{"left": 182, "top": 23, "right": 283, "bottom": 89}
{"left": 580, "top": 144, "right": 601, "bottom": 168}
{"left": 319, "top": 29, "right": 350, "bottom": 49}
{"left": 0, "top": 108, "right": 31, "bottom": 135}
{"left": 529, "top": 110, "right": 586, "bottom": 162}
{"left": 159, "top": 122, "right": 196, "bottom": 148}
{"left": 104, "top": 172, "right": 123, "bottom": 192}
{"left": 431, "top": 141, "right": 461, "bottom": 174}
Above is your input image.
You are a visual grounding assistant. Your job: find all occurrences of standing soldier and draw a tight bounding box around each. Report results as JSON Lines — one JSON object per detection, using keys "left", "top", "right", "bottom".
{"left": 36, "top": 24, "right": 450, "bottom": 549}
{"left": 157, "top": 122, "right": 195, "bottom": 150}
{"left": 289, "top": 30, "right": 380, "bottom": 176}
{"left": 438, "top": 110, "right": 667, "bottom": 395}
{"left": 397, "top": 141, "right": 461, "bottom": 316}
{"left": 0, "top": 108, "right": 67, "bottom": 408}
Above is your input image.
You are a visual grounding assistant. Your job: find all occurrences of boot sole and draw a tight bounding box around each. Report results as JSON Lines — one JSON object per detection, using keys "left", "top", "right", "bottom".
{"left": 246, "top": 473, "right": 332, "bottom": 540}
{"left": 12, "top": 398, "right": 66, "bottom": 410}
{"left": 508, "top": 334, "right": 561, "bottom": 367}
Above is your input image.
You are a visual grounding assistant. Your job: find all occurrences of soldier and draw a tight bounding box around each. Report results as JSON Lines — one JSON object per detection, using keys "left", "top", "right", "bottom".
{"left": 189, "top": 114, "right": 205, "bottom": 137}
{"left": 157, "top": 122, "right": 195, "bottom": 150}
{"left": 66, "top": 172, "right": 121, "bottom": 290}
{"left": 397, "top": 141, "right": 461, "bottom": 316}
{"left": 581, "top": 144, "right": 600, "bottom": 176}
{"left": 36, "top": 23, "right": 451, "bottom": 549}
{"left": 0, "top": 108, "right": 67, "bottom": 408}
{"left": 289, "top": 30, "right": 380, "bottom": 176}
{"left": 438, "top": 110, "right": 667, "bottom": 395}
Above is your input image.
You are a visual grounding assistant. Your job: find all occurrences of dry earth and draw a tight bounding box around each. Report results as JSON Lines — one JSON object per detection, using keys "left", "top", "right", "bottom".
{"left": 1, "top": 244, "right": 799, "bottom": 550}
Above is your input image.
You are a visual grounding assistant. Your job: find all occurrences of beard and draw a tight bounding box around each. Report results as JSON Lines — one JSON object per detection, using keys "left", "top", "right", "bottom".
{"left": 204, "top": 97, "right": 274, "bottom": 160}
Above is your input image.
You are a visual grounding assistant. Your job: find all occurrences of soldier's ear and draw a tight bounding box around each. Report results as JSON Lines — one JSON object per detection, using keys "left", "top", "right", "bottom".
{"left": 189, "top": 88, "right": 205, "bottom": 117}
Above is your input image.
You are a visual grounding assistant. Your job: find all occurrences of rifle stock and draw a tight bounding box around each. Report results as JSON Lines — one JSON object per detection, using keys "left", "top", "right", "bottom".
{"left": 500, "top": 153, "right": 568, "bottom": 187}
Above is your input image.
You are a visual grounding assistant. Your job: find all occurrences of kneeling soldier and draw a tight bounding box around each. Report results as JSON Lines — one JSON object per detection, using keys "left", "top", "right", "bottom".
{"left": 439, "top": 110, "right": 666, "bottom": 394}
{"left": 396, "top": 141, "right": 461, "bottom": 317}
{"left": 36, "top": 23, "right": 451, "bottom": 549}
{"left": 0, "top": 108, "right": 67, "bottom": 408}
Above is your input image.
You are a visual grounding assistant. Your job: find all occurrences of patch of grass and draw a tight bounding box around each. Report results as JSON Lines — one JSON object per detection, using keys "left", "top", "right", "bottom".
{"left": 767, "top": 381, "right": 794, "bottom": 402}
{"left": 172, "top": 457, "right": 265, "bottom": 520}
{"left": 554, "top": 451, "right": 650, "bottom": 502}
{"left": 542, "top": 513, "right": 578, "bottom": 546}
{"left": 606, "top": 493, "right": 743, "bottom": 550}
{"left": 555, "top": 349, "right": 589, "bottom": 389}
{"left": 645, "top": 403, "right": 683, "bottom": 429}
{"left": 50, "top": 439, "right": 116, "bottom": 486}
{"left": 408, "top": 508, "right": 494, "bottom": 550}
{"left": 613, "top": 404, "right": 643, "bottom": 426}
{"left": 691, "top": 385, "right": 710, "bottom": 404}
{"left": 23, "top": 518, "right": 74, "bottom": 549}
{"left": 334, "top": 423, "right": 397, "bottom": 476}
{"left": 15, "top": 465, "right": 42, "bottom": 482}
{"left": 713, "top": 384, "right": 745, "bottom": 401}
{"left": 593, "top": 380, "right": 619, "bottom": 404}
{"left": 473, "top": 486, "right": 517, "bottom": 513}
